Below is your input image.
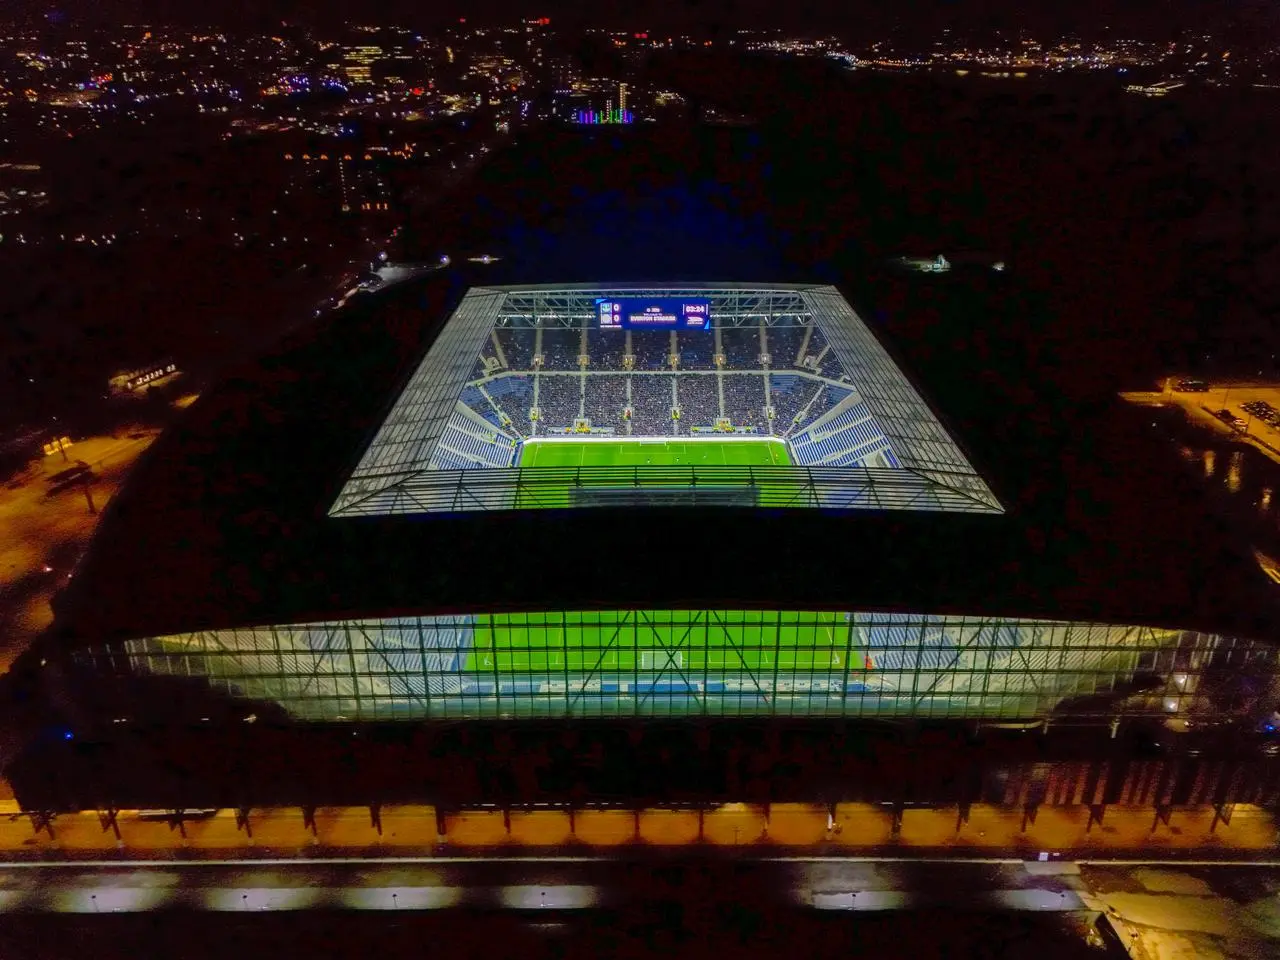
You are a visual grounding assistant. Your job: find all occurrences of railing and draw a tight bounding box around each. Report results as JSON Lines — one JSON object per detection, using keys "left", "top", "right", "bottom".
{"left": 332, "top": 464, "right": 1004, "bottom": 516}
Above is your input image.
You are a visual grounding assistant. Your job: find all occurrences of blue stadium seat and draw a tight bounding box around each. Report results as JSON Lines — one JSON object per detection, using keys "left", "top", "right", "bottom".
{"left": 433, "top": 416, "right": 517, "bottom": 469}
{"left": 769, "top": 374, "right": 801, "bottom": 395}
{"left": 486, "top": 375, "right": 533, "bottom": 429}
{"left": 789, "top": 400, "right": 900, "bottom": 466}
{"left": 635, "top": 681, "right": 696, "bottom": 694}
{"left": 859, "top": 618, "right": 959, "bottom": 673}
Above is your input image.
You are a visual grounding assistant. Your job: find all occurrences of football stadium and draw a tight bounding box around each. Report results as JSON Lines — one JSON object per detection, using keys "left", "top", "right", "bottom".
{"left": 30, "top": 281, "right": 1280, "bottom": 736}
{"left": 329, "top": 284, "right": 1001, "bottom": 514}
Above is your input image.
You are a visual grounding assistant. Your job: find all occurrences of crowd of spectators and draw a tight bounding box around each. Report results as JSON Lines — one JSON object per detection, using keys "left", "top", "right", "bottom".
{"left": 461, "top": 320, "right": 859, "bottom": 443}
{"left": 460, "top": 386, "right": 505, "bottom": 430}
{"left": 719, "top": 328, "right": 760, "bottom": 367}
{"left": 479, "top": 322, "right": 849, "bottom": 380}
{"left": 539, "top": 330, "right": 582, "bottom": 371}
{"left": 628, "top": 374, "right": 675, "bottom": 435}
{"left": 768, "top": 374, "right": 810, "bottom": 431}
{"left": 674, "top": 375, "right": 720, "bottom": 428}
{"left": 722, "top": 373, "right": 769, "bottom": 432}
{"left": 676, "top": 332, "right": 717, "bottom": 370}
{"left": 588, "top": 330, "right": 628, "bottom": 368}
{"left": 488, "top": 375, "right": 534, "bottom": 432}
{"left": 800, "top": 383, "right": 838, "bottom": 427}
{"left": 535, "top": 375, "right": 582, "bottom": 429}
{"left": 801, "top": 325, "right": 833, "bottom": 374}
{"left": 630, "top": 332, "right": 672, "bottom": 370}
{"left": 465, "top": 370, "right": 850, "bottom": 442}
{"left": 584, "top": 375, "right": 629, "bottom": 425}
{"left": 764, "top": 325, "right": 806, "bottom": 368}
{"left": 492, "top": 328, "right": 536, "bottom": 370}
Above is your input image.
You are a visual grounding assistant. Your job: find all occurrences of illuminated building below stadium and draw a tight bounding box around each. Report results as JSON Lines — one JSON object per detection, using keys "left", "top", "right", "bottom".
{"left": 76, "top": 610, "right": 1260, "bottom": 722}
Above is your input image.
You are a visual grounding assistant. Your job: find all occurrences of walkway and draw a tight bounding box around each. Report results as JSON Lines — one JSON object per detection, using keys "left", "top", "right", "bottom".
{"left": 0, "top": 802, "right": 1273, "bottom": 860}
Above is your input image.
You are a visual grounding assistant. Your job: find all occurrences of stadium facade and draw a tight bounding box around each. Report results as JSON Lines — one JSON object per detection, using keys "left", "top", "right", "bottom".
{"left": 50, "top": 282, "right": 1280, "bottom": 731}
{"left": 94, "top": 612, "right": 1256, "bottom": 723}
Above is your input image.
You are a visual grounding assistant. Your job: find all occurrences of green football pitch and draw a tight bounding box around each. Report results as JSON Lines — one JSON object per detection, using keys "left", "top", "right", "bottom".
{"left": 517, "top": 438, "right": 791, "bottom": 469}
{"left": 512, "top": 438, "right": 794, "bottom": 509}
{"left": 463, "top": 610, "right": 866, "bottom": 674}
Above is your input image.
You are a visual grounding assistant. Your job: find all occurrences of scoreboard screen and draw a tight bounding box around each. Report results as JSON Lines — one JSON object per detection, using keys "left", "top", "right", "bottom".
{"left": 598, "top": 298, "right": 711, "bottom": 330}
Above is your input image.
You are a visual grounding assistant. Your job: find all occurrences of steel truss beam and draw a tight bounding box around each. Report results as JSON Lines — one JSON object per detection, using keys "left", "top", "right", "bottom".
{"left": 113, "top": 612, "right": 1258, "bottom": 725}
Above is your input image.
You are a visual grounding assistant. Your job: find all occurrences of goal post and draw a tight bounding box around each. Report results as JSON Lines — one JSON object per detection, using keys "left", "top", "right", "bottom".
{"left": 640, "top": 650, "right": 685, "bottom": 670}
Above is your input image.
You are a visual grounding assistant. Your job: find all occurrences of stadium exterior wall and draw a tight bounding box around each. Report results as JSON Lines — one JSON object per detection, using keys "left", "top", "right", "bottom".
{"left": 67, "top": 610, "right": 1279, "bottom": 724}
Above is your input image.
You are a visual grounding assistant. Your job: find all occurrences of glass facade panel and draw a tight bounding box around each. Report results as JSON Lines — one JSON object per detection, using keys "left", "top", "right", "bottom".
{"left": 60, "top": 610, "right": 1278, "bottom": 724}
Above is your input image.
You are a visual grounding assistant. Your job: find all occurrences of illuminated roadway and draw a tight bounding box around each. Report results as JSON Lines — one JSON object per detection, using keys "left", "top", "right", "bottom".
{"left": 1122, "top": 378, "right": 1280, "bottom": 467}
{"left": 4, "top": 854, "right": 1280, "bottom": 959}
{"left": 0, "top": 857, "right": 1097, "bottom": 913}
{"left": 0, "top": 801, "right": 1274, "bottom": 858}
{"left": 0, "top": 860, "right": 1270, "bottom": 960}
{"left": 4, "top": 851, "right": 1279, "bottom": 959}
{"left": 0, "top": 428, "right": 159, "bottom": 671}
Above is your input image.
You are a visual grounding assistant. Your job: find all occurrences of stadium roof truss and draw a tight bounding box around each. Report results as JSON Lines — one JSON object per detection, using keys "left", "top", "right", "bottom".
{"left": 329, "top": 284, "right": 1003, "bottom": 517}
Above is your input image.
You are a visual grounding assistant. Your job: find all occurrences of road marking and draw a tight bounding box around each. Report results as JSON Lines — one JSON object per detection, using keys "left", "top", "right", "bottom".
{"left": 0, "top": 856, "right": 1023, "bottom": 869}
{"left": 2, "top": 856, "right": 1279, "bottom": 871}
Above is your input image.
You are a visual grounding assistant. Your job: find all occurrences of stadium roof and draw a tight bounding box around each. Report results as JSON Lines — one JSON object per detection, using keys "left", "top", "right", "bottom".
{"left": 41, "top": 271, "right": 1280, "bottom": 651}
{"left": 330, "top": 284, "right": 1001, "bottom": 517}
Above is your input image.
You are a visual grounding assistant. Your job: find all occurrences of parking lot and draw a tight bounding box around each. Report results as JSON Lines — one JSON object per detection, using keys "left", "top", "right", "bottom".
{"left": 0, "top": 429, "right": 159, "bottom": 671}
{"left": 1122, "top": 379, "right": 1280, "bottom": 467}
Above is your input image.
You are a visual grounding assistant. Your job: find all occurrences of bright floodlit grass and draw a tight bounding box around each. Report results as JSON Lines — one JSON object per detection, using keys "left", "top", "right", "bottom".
{"left": 464, "top": 610, "right": 866, "bottom": 673}
{"left": 517, "top": 438, "right": 791, "bottom": 469}
{"left": 511, "top": 437, "right": 795, "bottom": 508}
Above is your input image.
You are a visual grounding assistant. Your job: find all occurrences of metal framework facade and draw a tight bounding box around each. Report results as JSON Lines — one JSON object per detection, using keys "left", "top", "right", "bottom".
{"left": 329, "top": 284, "right": 1001, "bottom": 517}
{"left": 329, "top": 464, "right": 997, "bottom": 512}
{"left": 70, "top": 610, "right": 1278, "bottom": 723}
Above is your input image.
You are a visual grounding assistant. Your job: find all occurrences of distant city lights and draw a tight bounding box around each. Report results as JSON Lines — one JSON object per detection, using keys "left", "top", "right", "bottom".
{"left": 575, "top": 108, "right": 633, "bottom": 124}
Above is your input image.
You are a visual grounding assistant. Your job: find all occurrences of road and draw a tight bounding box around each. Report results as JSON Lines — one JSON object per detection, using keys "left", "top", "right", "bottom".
{"left": 0, "top": 801, "right": 1274, "bottom": 859}
{"left": 0, "top": 428, "right": 159, "bottom": 670}
{"left": 0, "top": 856, "right": 1095, "bottom": 913}
{"left": 0, "top": 856, "right": 1276, "bottom": 959}
{"left": 1122, "top": 380, "right": 1280, "bottom": 466}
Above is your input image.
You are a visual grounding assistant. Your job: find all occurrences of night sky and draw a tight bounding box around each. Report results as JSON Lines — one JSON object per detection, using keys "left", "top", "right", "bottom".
{"left": 29, "top": 0, "right": 1280, "bottom": 39}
